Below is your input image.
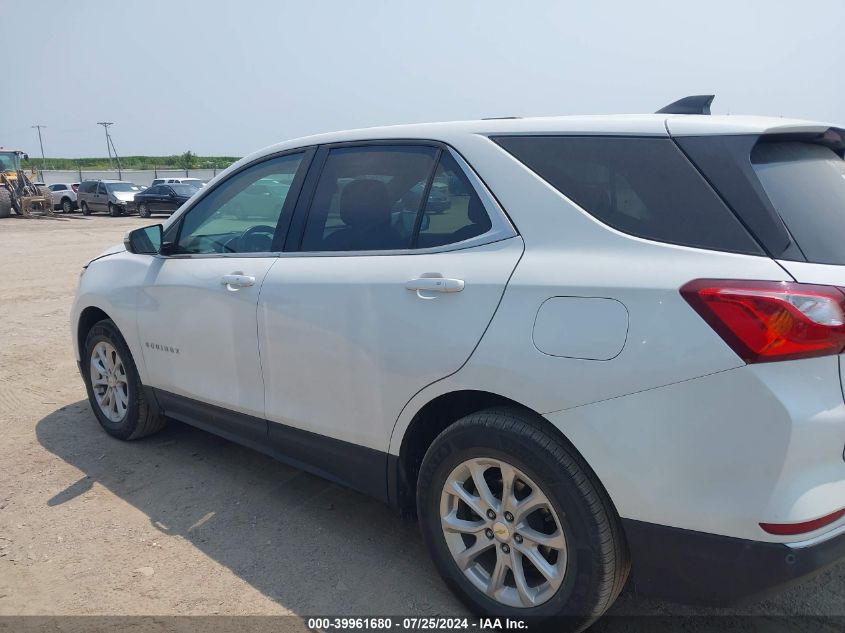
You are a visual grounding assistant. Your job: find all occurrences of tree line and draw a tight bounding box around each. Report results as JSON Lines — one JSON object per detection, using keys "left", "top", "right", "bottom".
{"left": 22, "top": 151, "right": 240, "bottom": 171}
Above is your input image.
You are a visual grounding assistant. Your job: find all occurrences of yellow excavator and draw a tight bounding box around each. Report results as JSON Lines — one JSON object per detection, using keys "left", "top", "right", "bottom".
{"left": 0, "top": 149, "right": 52, "bottom": 218}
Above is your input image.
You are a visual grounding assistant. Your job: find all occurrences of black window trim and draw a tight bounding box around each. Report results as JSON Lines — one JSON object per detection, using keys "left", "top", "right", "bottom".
{"left": 160, "top": 146, "right": 316, "bottom": 259}
{"left": 283, "top": 138, "right": 517, "bottom": 257}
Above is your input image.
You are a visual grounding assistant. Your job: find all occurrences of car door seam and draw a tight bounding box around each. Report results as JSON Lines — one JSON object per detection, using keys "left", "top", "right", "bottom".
{"left": 386, "top": 237, "right": 526, "bottom": 453}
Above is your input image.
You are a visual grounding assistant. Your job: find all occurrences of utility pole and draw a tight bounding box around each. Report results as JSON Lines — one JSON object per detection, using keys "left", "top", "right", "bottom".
{"left": 108, "top": 133, "right": 122, "bottom": 179}
{"left": 97, "top": 122, "right": 114, "bottom": 170}
{"left": 31, "top": 125, "right": 47, "bottom": 174}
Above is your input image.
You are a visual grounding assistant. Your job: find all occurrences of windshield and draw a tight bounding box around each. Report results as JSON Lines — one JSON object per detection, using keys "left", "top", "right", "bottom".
{"left": 752, "top": 141, "right": 845, "bottom": 265}
{"left": 106, "top": 182, "right": 141, "bottom": 192}
{"left": 0, "top": 153, "right": 19, "bottom": 171}
{"left": 171, "top": 184, "right": 198, "bottom": 195}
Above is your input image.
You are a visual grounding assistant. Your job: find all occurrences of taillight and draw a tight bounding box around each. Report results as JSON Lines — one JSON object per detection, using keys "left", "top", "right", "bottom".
{"left": 680, "top": 279, "right": 845, "bottom": 363}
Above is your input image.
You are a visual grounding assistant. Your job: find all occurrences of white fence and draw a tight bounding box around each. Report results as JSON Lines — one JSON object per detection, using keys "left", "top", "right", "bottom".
{"left": 36, "top": 168, "right": 223, "bottom": 187}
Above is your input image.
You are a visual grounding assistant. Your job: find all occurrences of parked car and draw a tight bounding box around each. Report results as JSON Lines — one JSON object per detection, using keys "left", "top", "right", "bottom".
{"left": 76, "top": 180, "right": 141, "bottom": 216}
{"left": 72, "top": 96, "right": 845, "bottom": 627}
{"left": 47, "top": 182, "right": 79, "bottom": 213}
{"left": 150, "top": 177, "right": 205, "bottom": 188}
{"left": 135, "top": 183, "right": 198, "bottom": 217}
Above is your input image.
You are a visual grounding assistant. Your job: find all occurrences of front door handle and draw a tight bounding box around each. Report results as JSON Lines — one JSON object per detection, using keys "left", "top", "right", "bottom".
{"left": 221, "top": 273, "right": 255, "bottom": 290}
{"left": 405, "top": 277, "right": 464, "bottom": 299}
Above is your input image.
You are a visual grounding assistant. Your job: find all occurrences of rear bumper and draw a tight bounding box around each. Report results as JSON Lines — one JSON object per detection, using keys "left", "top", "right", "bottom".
{"left": 624, "top": 518, "right": 845, "bottom": 605}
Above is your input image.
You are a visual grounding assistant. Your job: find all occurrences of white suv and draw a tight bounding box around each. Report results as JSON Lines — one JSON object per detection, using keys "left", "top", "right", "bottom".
{"left": 47, "top": 182, "right": 79, "bottom": 213}
{"left": 71, "top": 96, "right": 845, "bottom": 628}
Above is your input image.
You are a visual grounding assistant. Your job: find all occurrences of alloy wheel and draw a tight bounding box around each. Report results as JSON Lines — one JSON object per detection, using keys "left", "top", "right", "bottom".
{"left": 90, "top": 341, "right": 129, "bottom": 422}
{"left": 439, "top": 457, "right": 567, "bottom": 608}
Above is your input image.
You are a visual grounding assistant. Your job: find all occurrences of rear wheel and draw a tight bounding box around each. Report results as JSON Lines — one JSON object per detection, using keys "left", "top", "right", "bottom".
{"left": 81, "top": 201, "right": 91, "bottom": 215}
{"left": 138, "top": 202, "right": 151, "bottom": 218}
{"left": 417, "top": 408, "right": 629, "bottom": 630}
{"left": 82, "top": 319, "right": 167, "bottom": 440}
{"left": 0, "top": 188, "right": 11, "bottom": 218}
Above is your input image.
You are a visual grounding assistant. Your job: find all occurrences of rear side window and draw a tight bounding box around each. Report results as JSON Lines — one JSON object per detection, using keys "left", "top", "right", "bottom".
{"left": 751, "top": 142, "right": 845, "bottom": 265}
{"left": 493, "top": 136, "right": 761, "bottom": 254}
{"left": 300, "top": 145, "right": 438, "bottom": 252}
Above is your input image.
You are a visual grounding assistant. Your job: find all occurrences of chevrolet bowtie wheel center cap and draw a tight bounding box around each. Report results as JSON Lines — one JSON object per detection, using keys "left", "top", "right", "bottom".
{"left": 492, "top": 521, "right": 510, "bottom": 542}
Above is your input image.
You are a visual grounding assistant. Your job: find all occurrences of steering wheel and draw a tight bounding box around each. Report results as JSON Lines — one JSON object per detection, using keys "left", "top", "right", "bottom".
{"left": 239, "top": 224, "right": 276, "bottom": 252}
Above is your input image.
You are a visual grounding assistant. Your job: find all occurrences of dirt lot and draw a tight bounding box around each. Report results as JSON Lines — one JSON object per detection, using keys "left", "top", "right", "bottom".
{"left": 0, "top": 214, "right": 843, "bottom": 623}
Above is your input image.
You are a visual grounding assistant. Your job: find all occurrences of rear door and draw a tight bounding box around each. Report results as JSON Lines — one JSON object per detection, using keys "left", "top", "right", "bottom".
{"left": 258, "top": 143, "right": 522, "bottom": 455}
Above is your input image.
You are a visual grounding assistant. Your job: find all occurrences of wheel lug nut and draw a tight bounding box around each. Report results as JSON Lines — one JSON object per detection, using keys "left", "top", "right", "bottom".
{"left": 485, "top": 528, "right": 494, "bottom": 540}
{"left": 504, "top": 511, "right": 514, "bottom": 522}
{"left": 501, "top": 543, "right": 510, "bottom": 554}
{"left": 486, "top": 509, "right": 496, "bottom": 520}
{"left": 514, "top": 534, "right": 523, "bottom": 544}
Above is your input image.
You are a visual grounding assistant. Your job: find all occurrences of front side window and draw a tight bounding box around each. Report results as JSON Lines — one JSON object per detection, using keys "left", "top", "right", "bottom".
{"left": 96, "top": 182, "right": 107, "bottom": 194}
{"left": 494, "top": 136, "right": 760, "bottom": 254}
{"left": 174, "top": 152, "right": 304, "bottom": 255}
{"left": 300, "top": 145, "right": 439, "bottom": 252}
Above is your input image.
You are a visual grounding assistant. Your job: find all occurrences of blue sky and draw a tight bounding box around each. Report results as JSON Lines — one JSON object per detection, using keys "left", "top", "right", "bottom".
{"left": 2, "top": 0, "right": 843, "bottom": 157}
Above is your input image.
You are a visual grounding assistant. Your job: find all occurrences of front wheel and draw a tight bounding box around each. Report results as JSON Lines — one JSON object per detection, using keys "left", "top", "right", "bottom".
{"left": 83, "top": 319, "right": 167, "bottom": 440}
{"left": 108, "top": 203, "right": 119, "bottom": 217}
{"left": 417, "top": 408, "right": 629, "bottom": 630}
{"left": 138, "top": 203, "right": 151, "bottom": 218}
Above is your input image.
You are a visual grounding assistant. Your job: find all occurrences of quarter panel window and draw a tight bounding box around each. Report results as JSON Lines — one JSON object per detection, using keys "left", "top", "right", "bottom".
{"left": 300, "top": 145, "right": 439, "bottom": 252}
{"left": 416, "top": 153, "right": 492, "bottom": 248}
{"left": 493, "top": 136, "right": 761, "bottom": 254}
{"left": 174, "top": 152, "right": 304, "bottom": 255}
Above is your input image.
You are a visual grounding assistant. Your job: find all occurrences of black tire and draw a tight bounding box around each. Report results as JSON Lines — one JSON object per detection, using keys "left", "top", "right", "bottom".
{"left": 0, "top": 188, "right": 11, "bottom": 219}
{"left": 108, "top": 202, "right": 119, "bottom": 217}
{"left": 81, "top": 201, "right": 91, "bottom": 215}
{"left": 417, "top": 408, "right": 629, "bottom": 630}
{"left": 138, "top": 203, "right": 151, "bottom": 218}
{"left": 82, "top": 319, "right": 167, "bottom": 440}
{"left": 61, "top": 198, "right": 74, "bottom": 214}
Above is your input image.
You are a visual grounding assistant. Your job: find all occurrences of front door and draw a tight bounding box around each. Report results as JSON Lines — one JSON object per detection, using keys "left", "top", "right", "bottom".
{"left": 136, "top": 150, "right": 310, "bottom": 427}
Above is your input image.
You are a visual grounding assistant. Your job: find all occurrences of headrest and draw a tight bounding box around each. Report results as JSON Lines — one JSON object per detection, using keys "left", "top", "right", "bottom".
{"left": 340, "top": 179, "right": 391, "bottom": 226}
{"left": 467, "top": 196, "right": 492, "bottom": 230}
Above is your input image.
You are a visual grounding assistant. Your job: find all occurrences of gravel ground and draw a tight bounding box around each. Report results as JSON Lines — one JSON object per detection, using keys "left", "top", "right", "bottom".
{"left": 0, "top": 214, "right": 842, "bottom": 624}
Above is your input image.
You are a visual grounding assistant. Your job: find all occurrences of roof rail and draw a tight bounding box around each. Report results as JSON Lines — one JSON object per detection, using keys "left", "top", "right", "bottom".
{"left": 656, "top": 95, "right": 715, "bottom": 115}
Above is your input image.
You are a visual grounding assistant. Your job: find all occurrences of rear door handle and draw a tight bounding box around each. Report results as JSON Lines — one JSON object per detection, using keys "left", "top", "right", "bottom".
{"left": 221, "top": 273, "right": 255, "bottom": 290}
{"left": 405, "top": 277, "right": 464, "bottom": 299}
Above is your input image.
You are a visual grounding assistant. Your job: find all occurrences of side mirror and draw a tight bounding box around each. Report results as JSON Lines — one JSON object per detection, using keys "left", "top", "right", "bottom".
{"left": 124, "top": 224, "right": 163, "bottom": 255}
{"left": 23, "top": 153, "right": 29, "bottom": 161}
{"left": 169, "top": 192, "right": 177, "bottom": 199}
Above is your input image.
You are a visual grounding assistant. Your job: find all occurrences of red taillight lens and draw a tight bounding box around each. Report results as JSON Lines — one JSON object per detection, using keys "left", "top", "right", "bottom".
{"left": 680, "top": 279, "right": 845, "bottom": 363}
